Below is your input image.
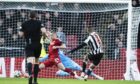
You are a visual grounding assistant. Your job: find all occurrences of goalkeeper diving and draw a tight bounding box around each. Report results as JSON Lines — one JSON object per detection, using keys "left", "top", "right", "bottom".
{"left": 39, "top": 30, "right": 82, "bottom": 80}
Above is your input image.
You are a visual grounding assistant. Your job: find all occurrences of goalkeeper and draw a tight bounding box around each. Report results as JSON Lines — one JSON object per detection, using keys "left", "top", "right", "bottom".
{"left": 67, "top": 27, "right": 104, "bottom": 80}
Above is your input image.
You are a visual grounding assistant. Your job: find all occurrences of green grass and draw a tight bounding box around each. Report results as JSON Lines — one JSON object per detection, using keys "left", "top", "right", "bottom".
{"left": 0, "top": 78, "right": 139, "bottom": 84}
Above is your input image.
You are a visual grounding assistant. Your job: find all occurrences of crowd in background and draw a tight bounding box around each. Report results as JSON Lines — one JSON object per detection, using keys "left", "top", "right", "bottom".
{"left": 0, "top": 3, "right": 128, "bottom": 59}
{"left": 132, "top": 0, "right": 140, "bottom": 7}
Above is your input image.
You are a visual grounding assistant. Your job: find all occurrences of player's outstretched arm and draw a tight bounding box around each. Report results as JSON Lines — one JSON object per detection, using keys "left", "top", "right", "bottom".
{"left": 53, "top": 43, "right": 66, "bottom": 49}
{"left": 67, "top": 42, "right": 87, "bottom": 54}
{"left": 41, "top": 28, "right": 52, "bottom": 40}
{"left": 18, "top": 26, "right": 24, "bottom": 37}
{"left": 18, "top": 31, "right": 24, "bottom": 37}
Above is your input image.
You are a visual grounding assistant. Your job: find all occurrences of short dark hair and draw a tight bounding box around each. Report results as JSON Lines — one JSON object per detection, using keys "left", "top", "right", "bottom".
{"left": 30, "top": 11, "right": 36, "bottom": 18}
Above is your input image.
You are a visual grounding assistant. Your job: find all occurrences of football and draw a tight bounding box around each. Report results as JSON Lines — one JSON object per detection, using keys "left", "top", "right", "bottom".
{"left": 13, "top": 70, "right": 21, "bottom": 78}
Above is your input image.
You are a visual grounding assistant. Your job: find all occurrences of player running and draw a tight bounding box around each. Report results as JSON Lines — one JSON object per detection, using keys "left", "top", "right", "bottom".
{"left": 67, "top": 27, "right": 104, "bottom": 81}
{"left": 39, "top": 31, "right": 82, "bottom": 80}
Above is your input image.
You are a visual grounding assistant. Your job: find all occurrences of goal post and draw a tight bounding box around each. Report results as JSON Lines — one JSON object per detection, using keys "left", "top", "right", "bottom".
{"left": 124, "top": 0, "right": 132, "bottom": 80}
{"left": 0, "top": 0, "right": 135, "bottom": 80}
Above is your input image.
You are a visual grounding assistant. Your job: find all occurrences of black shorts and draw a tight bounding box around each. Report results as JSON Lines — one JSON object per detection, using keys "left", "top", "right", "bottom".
{"left": 87, "top": 53, "right": 103, "bottom": 66}
{"left": 25, "top": 43, "right": 42, "bottom": 58}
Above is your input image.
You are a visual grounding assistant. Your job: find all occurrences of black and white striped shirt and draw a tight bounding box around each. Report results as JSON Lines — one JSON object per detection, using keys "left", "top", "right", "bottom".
{"left": 84, "top": 32, "right": 103, "bottom": 55}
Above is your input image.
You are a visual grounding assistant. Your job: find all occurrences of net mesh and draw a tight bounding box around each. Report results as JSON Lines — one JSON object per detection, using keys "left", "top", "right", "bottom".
{"left": 131, "top": 7, "right": 140, "bottom": 79}
{"left": 131, "top": 7, "right": 140, "bottom": 49}
{"left": 0, "top": 2, "right": 128, "bottom": 79}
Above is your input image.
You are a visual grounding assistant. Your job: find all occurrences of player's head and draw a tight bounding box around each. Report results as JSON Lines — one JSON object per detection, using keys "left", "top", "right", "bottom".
{"left": 51, "top": 31, "right": 57, "bottom": 39}
{"left": 30, "top": 11, "right": 37, "bottom": 19}
{"left": 57, "top": 27, "right": 63, "bottom": 32}
{"left": 86, "top": 26, "right": 94, "bottom": 33}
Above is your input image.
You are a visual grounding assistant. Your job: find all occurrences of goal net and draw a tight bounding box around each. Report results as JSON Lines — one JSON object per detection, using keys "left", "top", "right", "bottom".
{"left": 126, "top": 6, "right": 140, "bottom": 80}
{"left": 0, "top": 1, "right": 130, "bottom": 80}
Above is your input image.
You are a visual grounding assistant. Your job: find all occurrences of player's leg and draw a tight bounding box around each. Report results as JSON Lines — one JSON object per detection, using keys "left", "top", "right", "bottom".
{"left": 57, "top": 62, "right": 75, "bottom": 76}
{"left": 25, "top": 45, "right": 34, "bottom": 84}
{"left": 33, "top": 57, "right": 39, "bottom": 84}
{"left": 39, "top": 58, "right": 55, "bottom": 69}
{"left": 87, "top": 53, "right": 103, "bottom": 76}
{"left": 56, "top": 58, "right": 83, "bottom": 80}
{"left": 54, "top": 58, "right": 73, "bottom": 75}
{"left": 81, "top": 55, "right": 88, "bottom": 77}
{"left": 86, "top": 63, "right": 95, "bottom": 76}
{"left": 33, "top": 44, "right": 42, "bottom": 84}
{"left": 85, "top": 53, "right": 104, "bottom": 80}
{"left": 27, "top": 57, "right": 35, "bottom": 84}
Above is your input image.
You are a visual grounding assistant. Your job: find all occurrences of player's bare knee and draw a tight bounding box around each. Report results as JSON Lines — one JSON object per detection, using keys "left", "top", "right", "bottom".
{"left": 27, "top": 57, "right": 35, "bottom": 64}
{"left": 89, "top": 63, "right": 95, "bottom": 70}
{"left": 83, "top": 55, "right": 88, "bottom": 63}
{"left": 90, "top": 66, "right": 95, "bottom": 69}
{"left": 57, "top": 63, "right": 65, "bottom": 70}
{"left": 34, "top": 58, "right": 39, "bottom": 64}
{"left": 83, "top": 55, "right": 88, "bottom": 59}
{"left": 60, "top": 67, "right": 65, "bottom": 71}
{"left": 39, "top": 63, "right": 45, "bottom": 69}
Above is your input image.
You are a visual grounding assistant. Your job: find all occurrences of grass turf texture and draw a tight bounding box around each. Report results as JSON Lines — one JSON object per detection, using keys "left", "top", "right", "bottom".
{"left": 0, "top": 78, "right": 139, "bottom": 84}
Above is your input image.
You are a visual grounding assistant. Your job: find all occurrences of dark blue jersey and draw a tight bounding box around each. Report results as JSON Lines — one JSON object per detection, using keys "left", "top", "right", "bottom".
{"left": 21, "top": 19, "right": 44, "bottom": 44}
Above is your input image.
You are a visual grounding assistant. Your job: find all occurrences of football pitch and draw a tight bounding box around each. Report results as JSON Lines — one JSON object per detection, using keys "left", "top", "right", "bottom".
{"left": 0, "top": 78, "right": 139, "bottom": 84}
